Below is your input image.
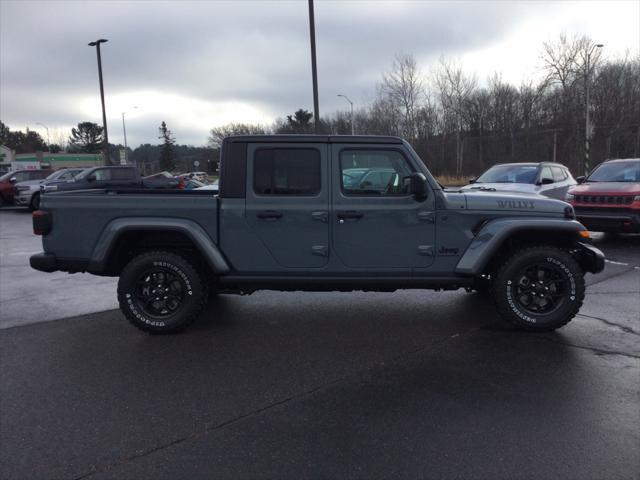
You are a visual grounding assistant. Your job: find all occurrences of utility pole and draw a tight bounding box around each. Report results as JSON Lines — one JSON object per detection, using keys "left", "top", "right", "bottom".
{"left": 308, "top": 0, "right": 320, "bottom": 133}
{"left": 584, "top": 43, "right": 603, "bottom": 175}
{"left": 337, "top": 94, "right": 354, "bottom": 135}
{"left": 88, "top": 39, "right": 110, "bottom": 165}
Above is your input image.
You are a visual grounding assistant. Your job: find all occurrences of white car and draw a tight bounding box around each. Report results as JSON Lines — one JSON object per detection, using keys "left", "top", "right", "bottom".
{"left": 14, "top": 168, "right": 86, "bottom": 210}
{"left": 460, "top": 162, "right": 577, "bottom": 200}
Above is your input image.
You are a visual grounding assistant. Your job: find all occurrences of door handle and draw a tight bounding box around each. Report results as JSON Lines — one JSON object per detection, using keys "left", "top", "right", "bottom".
{"left": 257, "top": 210, "right": 283, "bottom": 219}
{"left": 311, "top": 211, "right": 328, "bottom": 223}
{"left": 337, "top": 210, "right": 364, "bottom": 220}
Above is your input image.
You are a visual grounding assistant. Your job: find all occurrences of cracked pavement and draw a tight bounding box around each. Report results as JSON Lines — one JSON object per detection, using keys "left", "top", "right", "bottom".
{"left": 1, "top": 211, "right": 638, "bottom": 479}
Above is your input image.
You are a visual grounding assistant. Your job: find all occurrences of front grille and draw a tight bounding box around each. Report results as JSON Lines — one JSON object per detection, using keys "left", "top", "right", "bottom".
{"left": 575, "top": 195, "right": 634, "bottom": 205}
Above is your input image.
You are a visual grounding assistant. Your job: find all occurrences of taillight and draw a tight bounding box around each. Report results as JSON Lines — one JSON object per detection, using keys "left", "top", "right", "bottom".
{"left": 32, "top": 210, "right": 52, "bottom": 235}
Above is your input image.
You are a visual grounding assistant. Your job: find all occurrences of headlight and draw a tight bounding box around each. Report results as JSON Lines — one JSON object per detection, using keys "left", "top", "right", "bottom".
{"left": 565, "top": 193, "right": 575, "bottom": 202}
{"left": 634, "top": 195, "right": 640, "bottom": 201}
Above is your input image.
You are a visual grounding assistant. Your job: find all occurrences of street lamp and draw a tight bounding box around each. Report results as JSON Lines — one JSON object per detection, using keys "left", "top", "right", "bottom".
{"left": 308, "top": 0, "right": 320, "bottom": 133}
{"left": 121, "top": 106, "right": 138, "bottom": 150}
{"left": 88, "top": 38, "right": 110, "bottom": 165}
{"left": 584, "top": 43, "right": 603, "bottom": 175}
{"left": 337, "top": 94, "right": 354, "bottom": 135}
{"left": 36, "top": 122, "right": 50, "bottom": 152}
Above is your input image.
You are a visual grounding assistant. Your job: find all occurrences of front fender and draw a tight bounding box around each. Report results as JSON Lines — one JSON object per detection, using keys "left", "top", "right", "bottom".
{"left": 455, "top": 217, "right": 588, "bottom": 275}
{"left": 88, "top": 217, "right": 230, "bottom": 274}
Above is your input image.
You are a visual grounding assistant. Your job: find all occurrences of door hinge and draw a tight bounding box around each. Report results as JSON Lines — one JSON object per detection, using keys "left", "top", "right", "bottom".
{"left": 311, "top": 245, "right": 328, "bottom": 257}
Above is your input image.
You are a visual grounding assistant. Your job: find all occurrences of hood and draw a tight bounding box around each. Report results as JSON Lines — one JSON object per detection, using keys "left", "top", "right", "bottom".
{"left": 569, "top": 182, "right": 640, "bottom": 195}
{"left": 461, "top": 190, "right": 569, "bottom": 215}
{"left": 14, "top": 179, "right": 46, "bottom": 187}
{"left": 459, "top": 182, "right": 538, "bottom": 195}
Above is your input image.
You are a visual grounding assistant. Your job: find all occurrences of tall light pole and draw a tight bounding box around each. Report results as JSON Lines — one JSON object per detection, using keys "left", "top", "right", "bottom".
{"left": 36, "top": 122, "right": 50, "bottom": 152}
{"left": 584, "top": 43, "right": 603, "bottom": 175}
{"left": 122, "top": 106, "right": 138, "bottom": 150}
{"left": 308, "top": 0, "right": 320, "bottom": 133}
{"left": 88, "top": 39, "right": 110, "bottom": 165}
{"left": 337, "top": 94, "right": 354, "bottom": 135}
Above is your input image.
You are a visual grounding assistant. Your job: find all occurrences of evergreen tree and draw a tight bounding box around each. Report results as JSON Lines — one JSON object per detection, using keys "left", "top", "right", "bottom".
{"left": 158, "top": 121, "right": 176, "bottom": 171}
{"left": 68, "top": 122, "right": 104, "bottom": 153}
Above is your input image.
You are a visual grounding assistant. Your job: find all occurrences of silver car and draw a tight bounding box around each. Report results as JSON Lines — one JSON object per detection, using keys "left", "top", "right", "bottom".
{"left": 460, "top": 162, "right": 577, "bottom": 200}
{"left": 14, "top": 168, "right": 86, "bottom": 210}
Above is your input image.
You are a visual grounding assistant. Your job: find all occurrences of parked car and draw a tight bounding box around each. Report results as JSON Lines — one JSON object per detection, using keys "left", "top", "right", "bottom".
{"left": 566, "top": 158, "right": 640, "bottom": 233}
{"left": 46, "top": 166, "right": 179, "bottom": 193}
{"left": 31, "top": 135, "right": 604, "bottom": 335}
{"left": 460, "top": 162, "right": 576, "bottom": 200}
{"left": 14, "top": 168, "right": 86, "bottom": 210}
{"left": 0, "top": 169, "right": 50, "bottom": 207}
{"left": 195, "top": 179, "right": 219, "bottom": 193}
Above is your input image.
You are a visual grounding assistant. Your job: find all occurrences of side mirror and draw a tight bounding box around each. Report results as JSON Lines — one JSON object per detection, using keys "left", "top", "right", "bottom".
{"left": 9, "top": 177, "right": 17, "bottom": 183}
{"left": 538, "top": 178, "right": 554, "bottom": 185}
{"left": 86, "top": 175, "right": 96, "bottom": 183}
{"left": 469, "top": 177, "right": 477, "bottom": 184}
{"left": 576, "top": 176, "right": 586, "bottom": 184}
{"left": 408, "top": 172, "right": 428, "bottom": 199}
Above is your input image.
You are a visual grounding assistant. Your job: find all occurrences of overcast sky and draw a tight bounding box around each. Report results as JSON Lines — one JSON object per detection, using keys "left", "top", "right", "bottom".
{"left": 1, "top": 0, "right": 638, "bottom": 147}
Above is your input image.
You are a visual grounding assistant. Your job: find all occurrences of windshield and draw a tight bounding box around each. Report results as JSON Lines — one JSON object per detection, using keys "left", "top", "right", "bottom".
{"left": 476, "top": 165, "right": 538, "bottom": 184}
{"left": 587, "top": 161, "right": 640, "bottom": 182}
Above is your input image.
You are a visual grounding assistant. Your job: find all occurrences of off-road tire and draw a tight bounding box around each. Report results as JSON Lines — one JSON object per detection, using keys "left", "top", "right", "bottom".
{"left": 29, "top": 192, "right": 40, "bottom": 211}
{"left": 117, "top": 250, "right": 207, "bottom": 334}
{"left": 492, "top": 246, "right": 585, "bottom": 332}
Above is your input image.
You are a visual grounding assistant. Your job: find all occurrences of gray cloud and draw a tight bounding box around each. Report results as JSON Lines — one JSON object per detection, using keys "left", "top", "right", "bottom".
{"left": 1, "top": 0, "right": 636, "bottom": 146}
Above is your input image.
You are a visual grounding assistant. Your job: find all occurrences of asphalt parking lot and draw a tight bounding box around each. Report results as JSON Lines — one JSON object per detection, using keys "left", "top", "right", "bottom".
{"left": 1, "top": 208, "right": 639, "bottom": 479}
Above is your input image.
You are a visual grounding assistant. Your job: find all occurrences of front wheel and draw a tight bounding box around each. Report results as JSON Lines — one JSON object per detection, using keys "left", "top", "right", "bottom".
{"left": 117, "top": 250, "right": 207, "bottom": 334}
{"left": 29, "top": 192, "right": 40, "bottom": 211}
{"left": 492, "top": 246, "right": 585, "bottom": 332}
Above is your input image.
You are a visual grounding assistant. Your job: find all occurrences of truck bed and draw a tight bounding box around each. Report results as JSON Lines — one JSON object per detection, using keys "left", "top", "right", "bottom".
{"left": 40, "top": 189, "right": 219, "bottom": 267}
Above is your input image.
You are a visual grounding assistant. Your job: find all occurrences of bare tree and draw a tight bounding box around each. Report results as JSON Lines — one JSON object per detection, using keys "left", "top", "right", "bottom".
{"left": 380, "top": 53, "right": 424, "bottom": 139}
{"left": 207, "top": 123, "right": 267, "bottom": 148}
{"left": 434, "top": 57, "right": 477, "bottom": 174}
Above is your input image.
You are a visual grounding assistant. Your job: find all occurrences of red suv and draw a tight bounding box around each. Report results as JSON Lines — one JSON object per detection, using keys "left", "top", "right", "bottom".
{"left": 0, "top": 169, "right": 51, "bottom": 207}
{"left": 566, "top": 158, "right": 640, "bottom": 233}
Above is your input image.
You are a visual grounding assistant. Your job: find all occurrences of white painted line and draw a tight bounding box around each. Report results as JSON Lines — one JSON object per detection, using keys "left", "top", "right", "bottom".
{"left": 604, "top": 259, "right": 640, "bottom": 270}
{"left": 605, "top": 259, "right": 630, "bottom": 266}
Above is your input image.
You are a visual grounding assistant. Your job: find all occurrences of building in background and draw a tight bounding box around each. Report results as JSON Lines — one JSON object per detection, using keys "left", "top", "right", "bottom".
{"left": 0, "top": 145, "right": 15, "bottom": 173}
{"left": 10, "top": 152, "right": 103, "bottom": 171}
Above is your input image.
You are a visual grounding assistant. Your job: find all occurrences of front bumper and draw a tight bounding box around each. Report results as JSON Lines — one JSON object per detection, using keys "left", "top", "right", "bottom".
{"left": 575, "top": 208, "right": 640, "bottom": 233}
{"left": 574, "top": 242, "right": 605, "bottom": 274}
{"left": 14, "top": 192, "right": 34, "bottom": 206}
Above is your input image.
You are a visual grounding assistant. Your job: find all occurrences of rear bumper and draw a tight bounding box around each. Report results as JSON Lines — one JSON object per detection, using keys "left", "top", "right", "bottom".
{"left": 575, "top": 208, "right": 640, "bottom": 233}
{"left": 30, "top": 252, "right": 88, "bottom": 273}
{"left": 574, "top": 242, "right": 605, "bottom": 274}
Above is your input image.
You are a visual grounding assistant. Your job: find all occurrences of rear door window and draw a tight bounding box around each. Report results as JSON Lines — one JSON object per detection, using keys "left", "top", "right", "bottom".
{"left": 111, "top": 168, "right": 136, "bottom": 180}
{"left": 254, "top": 148, "right": 321, "bottom": 196}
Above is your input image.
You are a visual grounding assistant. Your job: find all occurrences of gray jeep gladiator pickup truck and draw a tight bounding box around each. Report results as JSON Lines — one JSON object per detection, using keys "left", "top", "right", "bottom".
{"left": 30, "top": 135, "right": 604, "bottom": 334}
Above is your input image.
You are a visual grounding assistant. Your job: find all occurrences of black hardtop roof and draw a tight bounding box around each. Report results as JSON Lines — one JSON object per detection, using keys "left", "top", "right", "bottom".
{"left": 225, "top": 134, "right": 403, "bottom": 144}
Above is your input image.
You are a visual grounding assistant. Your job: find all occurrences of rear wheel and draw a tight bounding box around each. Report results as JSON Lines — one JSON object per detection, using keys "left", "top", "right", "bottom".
{"left": 117, "top": 250, "right": 207, "bottom": 334}
{"left": 492, "top": 246, "right": 585, "bottom": 332}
